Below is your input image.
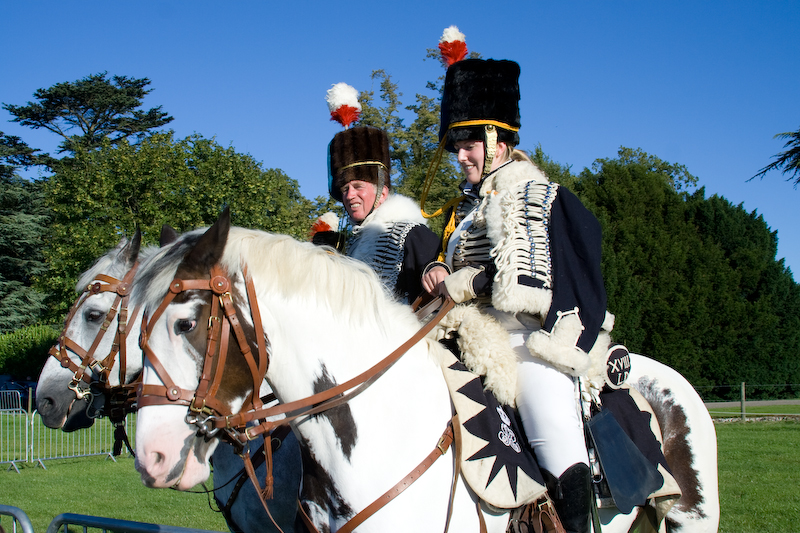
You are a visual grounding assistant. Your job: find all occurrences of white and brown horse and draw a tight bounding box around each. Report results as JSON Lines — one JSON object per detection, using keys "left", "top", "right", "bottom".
{"left": 35, "top": 232, "right": 302, "bottom": 533}
{"left": 132, "top": 210, "right": 718, "bottom": 532}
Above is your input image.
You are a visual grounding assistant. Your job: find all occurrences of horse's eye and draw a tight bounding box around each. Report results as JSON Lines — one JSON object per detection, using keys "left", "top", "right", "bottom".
{"left": 175, "top": 319, "right": 197, "bottom": 334}
{"left": 84, "top": 309, "right": 104, "bottom": 323}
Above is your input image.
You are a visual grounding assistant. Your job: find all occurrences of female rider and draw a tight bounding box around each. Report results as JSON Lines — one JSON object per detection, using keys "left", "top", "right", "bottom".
{"left": 422, "top": 55, "right": 610, "bottom": 533}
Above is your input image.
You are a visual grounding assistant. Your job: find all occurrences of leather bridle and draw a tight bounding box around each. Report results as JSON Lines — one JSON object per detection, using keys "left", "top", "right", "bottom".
{"left": 136, "top": 261, "right": 461, "bottom": 533}
{"left": 48, "top": 263, "right": 142, "bottom": 424}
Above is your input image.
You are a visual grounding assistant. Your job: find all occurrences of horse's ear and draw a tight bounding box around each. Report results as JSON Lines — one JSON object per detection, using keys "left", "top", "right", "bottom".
{"left": 160, "top": 225, "right": 179, "bottom": 246}
{"left": 120, "top": 229, "right": 142, "bottom": 267}
{"left": 183, "top": 207, "right": 231, "bottom": 271}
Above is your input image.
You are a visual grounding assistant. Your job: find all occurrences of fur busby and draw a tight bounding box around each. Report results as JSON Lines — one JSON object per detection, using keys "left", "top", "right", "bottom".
{"left": 328, "top": 126, "right": 391, "bottom": 202}
{"left": 439, "top": 58, "right": 521, "bottom": 152}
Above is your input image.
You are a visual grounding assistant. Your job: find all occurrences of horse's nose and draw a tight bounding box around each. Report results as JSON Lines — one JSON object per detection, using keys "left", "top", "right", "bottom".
{"left": 35, "top": 391, "right": 71, "bottom": 428}
{"left": 135, "top": 447, "right": 171, "bottom": 487}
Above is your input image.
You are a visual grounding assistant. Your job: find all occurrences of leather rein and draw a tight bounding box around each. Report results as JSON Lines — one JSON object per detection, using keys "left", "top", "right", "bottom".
{"left": 136, "top": 262, "right": 460, "bottom": 533}
{"left": 48, "top": 263, "right": 142, "bottom": 428}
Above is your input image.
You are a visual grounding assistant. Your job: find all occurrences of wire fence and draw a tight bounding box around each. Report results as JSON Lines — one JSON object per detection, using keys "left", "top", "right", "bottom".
{"left": 693, "top": 382, "right": 800, "bottom": 402}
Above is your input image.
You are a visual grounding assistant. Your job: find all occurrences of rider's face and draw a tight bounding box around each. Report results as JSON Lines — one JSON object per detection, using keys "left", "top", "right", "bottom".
{"left": 341, "top": 180, "right": 387, "bottom": 223}
{"left": 454, "top": 139, "right": 509, "bottom": 185}
{"left": 455, "top": 140, "right": 485, "bottom": 185}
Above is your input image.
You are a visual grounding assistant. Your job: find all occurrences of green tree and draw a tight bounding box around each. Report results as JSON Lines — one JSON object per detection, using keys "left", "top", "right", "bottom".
{"left": 0, "top": 132, "right": 50, "bottom": 175}
{"left": 0, "top": 133, "right": 50, "bottom": 332}
{"left": 3, "top": 72, "right": 173, "bottom": 158}
{"left": 686, "top": 192, "right": 800, "bottom": 396}
{"left": 751, "top": 126, "right": 800, "bottom": 186}
{"left": 40, "top": 132, "right": 319, "bottom": 319}
{"left": 575, "top": 147, "right": 800, "bottom": 395}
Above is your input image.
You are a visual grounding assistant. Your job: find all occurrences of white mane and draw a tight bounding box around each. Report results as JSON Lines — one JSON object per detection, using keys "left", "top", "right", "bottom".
{"left": 132, "top": 226, "right": 418, "bottom": 331}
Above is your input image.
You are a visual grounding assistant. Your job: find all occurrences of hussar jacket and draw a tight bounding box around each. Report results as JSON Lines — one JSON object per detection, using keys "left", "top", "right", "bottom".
{"left": 347, "top": 194, "right": 440, "bottom": 304}
{"left": 436, "top": 160, "right": 611, "bottom": 376}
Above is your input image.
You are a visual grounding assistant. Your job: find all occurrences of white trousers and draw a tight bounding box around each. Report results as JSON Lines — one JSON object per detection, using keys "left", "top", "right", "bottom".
{"left": 511, "top": 330, "right": 589, "bottom": 478}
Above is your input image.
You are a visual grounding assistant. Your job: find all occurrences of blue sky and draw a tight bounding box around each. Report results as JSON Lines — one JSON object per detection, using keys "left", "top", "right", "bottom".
{"left": 2, "top": 1, "right": 799, "bottom": 275}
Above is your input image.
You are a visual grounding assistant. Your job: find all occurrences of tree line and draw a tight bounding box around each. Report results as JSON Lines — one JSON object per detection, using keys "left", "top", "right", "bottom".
{"left": 2, "top": 70, "right": 799, "bottom": 400}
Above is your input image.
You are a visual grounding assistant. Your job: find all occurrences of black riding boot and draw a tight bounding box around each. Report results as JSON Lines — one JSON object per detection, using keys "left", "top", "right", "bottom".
{"left": 543, "top": 463, "right": 592, "bottom": 533}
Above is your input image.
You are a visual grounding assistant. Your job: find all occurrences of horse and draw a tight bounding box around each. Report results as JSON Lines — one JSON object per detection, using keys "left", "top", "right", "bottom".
{"left": 34, "top": 232, "right": 302, "bottom": 533}
{"left": 36, "top": 233, "right": 145, "bottom": 432}
{"left": 131, "top": 209, "right": 719, "bottom": 532}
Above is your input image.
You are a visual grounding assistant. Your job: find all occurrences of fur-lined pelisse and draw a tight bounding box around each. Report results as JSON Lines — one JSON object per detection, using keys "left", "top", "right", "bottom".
{"left": 328, "top": 126, "right": 391, "bottom": 202}
{"left": 439, "top": 59, "right": 521, "bottom": 152}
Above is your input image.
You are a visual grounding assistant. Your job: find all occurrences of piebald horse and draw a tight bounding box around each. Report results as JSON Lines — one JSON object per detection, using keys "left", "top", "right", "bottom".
{"left": 35, "top": 232, "right": 302, "bottom": 533}
{"left": 132, "top": 210, "right": 718, "bottom": 532}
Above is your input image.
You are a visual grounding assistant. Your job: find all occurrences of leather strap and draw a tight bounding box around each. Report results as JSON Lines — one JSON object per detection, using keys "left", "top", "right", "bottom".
{"left": 137, "top": 263, "right": 460, "bottom": 532}
{"left": 221, "top": 296, "right": 455, "bottom": 437}
{"left": 336, "top": 421, "right": 455, "bottom": 533}
{"left": 49, "top": 263, "right": 142, "bottom": 418}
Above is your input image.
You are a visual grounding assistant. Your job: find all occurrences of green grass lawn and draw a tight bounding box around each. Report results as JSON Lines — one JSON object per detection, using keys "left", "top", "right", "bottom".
{"left": 0, "top": 456, "right": 229, "bottom": 533}
{"left": 716, "top": 420, "right": 800, "bottom": 533}
{"left": 1, "top": 420, "right": 799, "bottom": 533}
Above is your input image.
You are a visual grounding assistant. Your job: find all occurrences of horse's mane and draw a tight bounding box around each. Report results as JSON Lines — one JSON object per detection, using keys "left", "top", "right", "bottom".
{"left": 76, "top": 240, "right": 158, "bottom": 292}
{"left": 132, "top": 227, "right": 416, "bottom": 330}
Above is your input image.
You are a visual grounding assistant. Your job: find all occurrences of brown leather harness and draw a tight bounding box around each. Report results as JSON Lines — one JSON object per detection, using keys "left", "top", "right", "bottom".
{"left": 136, "top": 263, "right": 468, "bottom": 533}
{"left": 47, "top": 263, "right": 142, "bottom": 452}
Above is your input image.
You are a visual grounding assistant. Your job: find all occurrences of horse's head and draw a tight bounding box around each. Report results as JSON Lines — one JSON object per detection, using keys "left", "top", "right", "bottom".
{"left": 133, "top": 209, "right": 267, "bottom": 490}
{"left": 35, "top": 226, "right": 179, "bottom": 431}
{"left": 36, "top": 232, "right": 144, "bottom": 430}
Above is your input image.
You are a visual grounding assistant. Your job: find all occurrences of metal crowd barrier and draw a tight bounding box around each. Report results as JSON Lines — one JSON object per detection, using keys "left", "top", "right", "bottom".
{"left": 0, "top": 406, "right": 135, "bottom": 472}
{"left": 0, "top": 505, "right": 35, "bottom": 533}
{"left": 0, "top": 391, "right": 23, "bottom": 410}
{"left": 0, "top": 506, "right": 221, "bottom": 533}
{"left": 0, "top": 399, "right": 28, "bottom": 473}
{"left": 45, "top": 514, "right": 222, "bottom": 533}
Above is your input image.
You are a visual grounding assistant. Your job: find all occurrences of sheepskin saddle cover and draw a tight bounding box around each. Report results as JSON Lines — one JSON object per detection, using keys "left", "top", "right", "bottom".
{"left": 429, "top": 304, "right": 546, "bottom": 508}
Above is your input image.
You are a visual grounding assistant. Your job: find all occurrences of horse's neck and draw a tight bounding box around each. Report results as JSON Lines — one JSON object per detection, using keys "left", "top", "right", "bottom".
{"left": 256, "top": 286, "right": 454, "bottom": 491}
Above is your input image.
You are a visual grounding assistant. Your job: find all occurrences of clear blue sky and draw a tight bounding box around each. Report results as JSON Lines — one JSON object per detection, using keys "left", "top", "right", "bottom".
{"left": 3, "top": 1, "right": 799, "bottom": 275}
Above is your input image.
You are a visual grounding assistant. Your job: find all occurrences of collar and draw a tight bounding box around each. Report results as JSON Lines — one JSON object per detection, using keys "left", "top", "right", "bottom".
{"left": 350, "top": 194, "right": 428, "bottom": 231}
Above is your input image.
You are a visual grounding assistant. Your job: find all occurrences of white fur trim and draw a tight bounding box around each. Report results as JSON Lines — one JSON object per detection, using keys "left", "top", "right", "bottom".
{"left": 481, "top": 162, "right": 553, "bottom": 316}
{"left": 359, "top": 194, "right": 428, "bottom": 227}
{"left": 430, "top": 304, "right": 519, "bottom": 406}
{"left": 602, "top": 311, "right": 615, "bottom": 331}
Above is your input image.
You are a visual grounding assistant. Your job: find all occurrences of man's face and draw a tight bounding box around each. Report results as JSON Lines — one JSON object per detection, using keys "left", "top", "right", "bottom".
{"left": 341, "top": 180, "right": 386, "bottom": 222}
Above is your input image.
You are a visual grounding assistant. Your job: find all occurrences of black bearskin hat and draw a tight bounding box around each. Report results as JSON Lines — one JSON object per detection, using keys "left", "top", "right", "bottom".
{"left": 328, "top": 126, "right": 391, "bottom": 202}
{"left": 439, "top": 58, "right": 521, "bottom": 152}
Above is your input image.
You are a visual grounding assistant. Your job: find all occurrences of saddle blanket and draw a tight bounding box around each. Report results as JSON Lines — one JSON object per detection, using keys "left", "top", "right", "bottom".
{"left": 439, "top": 347, "right": 547, "bottom": 509}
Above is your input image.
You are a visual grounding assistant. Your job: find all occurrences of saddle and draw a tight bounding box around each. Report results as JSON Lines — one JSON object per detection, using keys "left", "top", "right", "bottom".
{"left": 426, "top": 304, "right": 681, "bottom": 531}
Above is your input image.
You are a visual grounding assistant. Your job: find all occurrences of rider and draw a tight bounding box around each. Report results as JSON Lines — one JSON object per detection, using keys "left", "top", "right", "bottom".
{"left": 313, "top": 83, "right": 440, "bottom": 304}
{"left": 421, "top": 29, "right": 609, "bottom": 533}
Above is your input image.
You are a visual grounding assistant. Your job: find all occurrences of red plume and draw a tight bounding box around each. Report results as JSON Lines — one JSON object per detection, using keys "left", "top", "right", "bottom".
{"left": 326, "top": 83, "right": 362, "bottom": 129}
{"left": 329, "top": 105, "right": 361, "bottom": 128}
{"left": 309, "top": 212, "right": 340, "bottom": 240}
{"left": 439, "top": 26, "right": 467, "bottom": 67}
{"left": 309, "top": 218, "right": 332, "bottom": 236}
